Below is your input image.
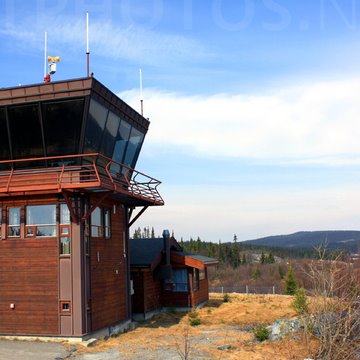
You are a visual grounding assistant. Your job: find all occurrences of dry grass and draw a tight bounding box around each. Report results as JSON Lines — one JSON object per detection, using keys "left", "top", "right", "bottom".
{"left": 75, "top": 293, "right": 319, "bottom": 359}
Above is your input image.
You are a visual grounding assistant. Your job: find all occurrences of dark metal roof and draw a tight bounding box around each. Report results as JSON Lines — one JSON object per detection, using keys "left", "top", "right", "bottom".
{"left": 130, "top": 238, "right": 165, "bottom": 267}
{"left": 0, "top": 77, "right": 149, "bottom": 132}
{"left": 130, "top": 238, "right": 218, "bottom": 267}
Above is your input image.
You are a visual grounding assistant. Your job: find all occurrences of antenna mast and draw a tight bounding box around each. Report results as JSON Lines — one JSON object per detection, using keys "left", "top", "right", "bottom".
{"left": 86, "top": 12, "right": 90, "bottom": 77}
{"left": 140, "top": 67, "right": 143, "bottom": 116}
{"left": 44, "top": 32, "right": 47, "bottom": 78}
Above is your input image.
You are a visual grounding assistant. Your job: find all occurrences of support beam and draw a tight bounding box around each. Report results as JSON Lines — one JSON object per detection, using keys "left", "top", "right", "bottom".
{"left": 81, "top": 191, "right": 111, "bottom": 221}
{"left": 62, "top": 191, "right": 80, "bottom": 224}
{"left": 128, "top": 206, "right": 148, "bottom": 227}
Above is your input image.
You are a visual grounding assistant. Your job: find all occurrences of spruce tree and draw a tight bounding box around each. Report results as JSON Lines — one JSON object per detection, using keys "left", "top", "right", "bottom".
{"left": 268, "top": 252, "right": 275, "bottom": 264}
{"left": 278, "top": 264, "right": 285, "bottom": 279}
{"left": 285, "top": 266, "right": 297, "bottom": 295}
{"left": 260, "top": 251, "right": 266, "bottom": 264}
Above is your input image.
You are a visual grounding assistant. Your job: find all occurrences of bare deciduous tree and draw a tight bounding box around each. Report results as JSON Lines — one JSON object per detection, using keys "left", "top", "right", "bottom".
{"left": 305, "top": 247, "right": 360, "bottom": 359}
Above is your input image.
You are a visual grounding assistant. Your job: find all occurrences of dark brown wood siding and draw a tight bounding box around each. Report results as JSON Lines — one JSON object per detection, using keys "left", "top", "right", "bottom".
{"left": 90, "top": 204, "right": 129, "bottom": 331}
{"left": 143, "top": 271, "right": 161, "bottom": 313}
{"left": 131, "top": 271, "right": 145, "bottom": 313}
{"left": 0, "top": 238, "right": 58, "bottom": 335}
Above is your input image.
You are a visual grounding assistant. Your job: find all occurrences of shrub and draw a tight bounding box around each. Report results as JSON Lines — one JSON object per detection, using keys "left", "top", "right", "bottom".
{"left": 292, "top": 287, "right": 308, "bottom": 315}
{"left": 188, "top": 311, "right": 201, "bottom": 326}
{"left": 253, "top": 324, "right": 270, "bottom": 342}
{"left": 285, "top": 266, "right": 297, "bottom": 295}
{"left": 223, "top": 293, "right": 230, "bottom": 303}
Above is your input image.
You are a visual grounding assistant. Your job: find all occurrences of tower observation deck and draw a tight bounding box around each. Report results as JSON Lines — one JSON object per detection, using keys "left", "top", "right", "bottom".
{"left": 0, "top": 77, "right": 163, "bottom": 207}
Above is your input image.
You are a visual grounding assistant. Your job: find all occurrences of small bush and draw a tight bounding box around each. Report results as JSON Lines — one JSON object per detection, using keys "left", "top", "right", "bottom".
{"left": 253, "top": 324, "right": 270, "bottom": 342}
{"left": 188, "top": 311, "right": 201, "bottom": 326}
{"left": 223, "top": 293, "right": 231, "bottom": 303}
{"left": 293, "top": 287, "right": 308, "bottom": 315}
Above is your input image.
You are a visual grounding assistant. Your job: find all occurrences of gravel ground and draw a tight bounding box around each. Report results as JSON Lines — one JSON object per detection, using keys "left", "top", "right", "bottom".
{"left": 0, "top": 340, "right": 74, "bottom": 360}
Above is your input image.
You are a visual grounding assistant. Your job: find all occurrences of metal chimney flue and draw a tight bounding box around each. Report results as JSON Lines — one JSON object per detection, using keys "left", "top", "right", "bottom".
{"left": 162, "top": 229, "right": 172, "bottom": 282}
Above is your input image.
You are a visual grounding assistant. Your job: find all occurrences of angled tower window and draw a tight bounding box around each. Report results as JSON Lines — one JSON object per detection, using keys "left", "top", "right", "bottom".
{"left": 42, "top": 99, "right": 84, "bottom": 157}
{"left": 112, "top": 120, "right": 131, "bottom": 164}
{"left": 123, "top": 127, "right": 144, "bottom": 168}
{"left": 0, "top": 107, "right": 11, "bottom": 170}
{"left": 100, "top": 111, "right": 120, "bottom": 158}
{"left": 84, "top": 99, "right": 108, "bottom": 153}
{"left": 8, "top": 104, "right": 44, "bottom": 160}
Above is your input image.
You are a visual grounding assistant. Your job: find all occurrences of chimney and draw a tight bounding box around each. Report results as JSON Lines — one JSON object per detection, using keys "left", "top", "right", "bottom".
{"left": 162, "top": 229, "right": 172, "bottom": 282}
{"left": 163, "top": 229, "right": 171, "bottom": 266}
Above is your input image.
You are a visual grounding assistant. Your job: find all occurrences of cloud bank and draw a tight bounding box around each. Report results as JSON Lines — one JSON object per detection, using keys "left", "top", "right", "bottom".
{"left": 120, "top": 78, "right": 360, "bottom": 165}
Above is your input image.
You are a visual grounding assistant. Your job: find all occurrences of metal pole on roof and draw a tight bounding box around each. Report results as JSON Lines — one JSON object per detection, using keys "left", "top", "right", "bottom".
{"left": 44, "top": 31, "right": 47, "bottom": 78}
{"left": 139, "top": 67, "right": 144, "bottom": 116}
{"left": 86, "top": 12, "right": 90, "bottom": 77}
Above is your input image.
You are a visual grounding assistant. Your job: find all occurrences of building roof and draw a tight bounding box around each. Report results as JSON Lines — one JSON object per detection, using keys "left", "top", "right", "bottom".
{"left": 130, "top": 237, "right": 218, "bottom": 270}
{"left": 130, "top": 238, "right": 166, "bottom": 268}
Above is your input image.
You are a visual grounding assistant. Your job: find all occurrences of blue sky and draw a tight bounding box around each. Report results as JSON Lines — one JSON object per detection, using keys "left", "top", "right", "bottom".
{"left": 1, "top": 0, "right": 360, "bottom": 241}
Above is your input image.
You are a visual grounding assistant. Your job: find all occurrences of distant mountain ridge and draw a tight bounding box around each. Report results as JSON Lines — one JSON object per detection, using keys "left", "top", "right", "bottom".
{"left": 242, "top": 230, "right": 360, "bottom": 253}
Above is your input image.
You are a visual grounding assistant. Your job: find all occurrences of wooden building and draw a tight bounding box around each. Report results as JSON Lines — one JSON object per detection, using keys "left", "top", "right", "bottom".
{"left": 0, "top": 77, "right": 163, "bottom": 337}
{"left": 130, "top": 232, "right": 218, "bottom": 318}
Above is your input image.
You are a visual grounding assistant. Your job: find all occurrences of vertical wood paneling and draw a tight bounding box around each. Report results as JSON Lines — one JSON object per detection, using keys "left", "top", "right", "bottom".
{"left": 0, "top": 238, "right": 58, "bottom": 335}
{"left": 90, "top": 204, "right": 129, "bottom": 331}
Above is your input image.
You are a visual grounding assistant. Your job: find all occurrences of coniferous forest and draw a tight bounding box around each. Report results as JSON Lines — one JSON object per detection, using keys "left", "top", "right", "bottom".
{"left": 131, "top": 227, "right": 359, "bottom": 293}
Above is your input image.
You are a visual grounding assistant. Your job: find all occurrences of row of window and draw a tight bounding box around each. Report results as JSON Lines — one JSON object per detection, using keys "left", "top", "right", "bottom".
{"left": 0, "top": 205, "right": 112, "bottom": 253}
{"left": 0, "top": 98, "right": 144, "bottom": 171}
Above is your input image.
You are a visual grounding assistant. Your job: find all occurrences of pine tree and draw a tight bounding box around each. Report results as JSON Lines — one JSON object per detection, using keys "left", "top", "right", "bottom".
{"left": 268, "top": 252, "right": 275, "bottom": 264}
{"left": 151, "top": 227, "right": 155, "bottom": 238}
{"left": 251, "top": 266, "right": 261, "bottom": 280}
{"left": 278, "top": 264, "right": 285, "bottom": 279}
{"left": 260, "top": 251, "right": 266, "bottom": 264}
{"left": 285, "top": 266, "right": 297, "bottom": 295}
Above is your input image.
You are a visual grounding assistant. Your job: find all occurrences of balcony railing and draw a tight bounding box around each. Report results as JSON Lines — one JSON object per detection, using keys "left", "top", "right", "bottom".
{"left": 0, "top": 153, "right": 164, "bottom": 205}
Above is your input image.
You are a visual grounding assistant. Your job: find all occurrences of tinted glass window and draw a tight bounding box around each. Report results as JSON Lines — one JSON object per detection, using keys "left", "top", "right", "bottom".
{"left": 91, "top": 207, "right": 103, "bottom": 237}
{"left": 42, "top": 99, "right": 84, "bottom": 156}
{"left": 123, "top": 127, "right": 144, "bottom": 168}
{"left": 26, "top": 205, "right": 56, "bottom": 237}
{"left": 60, "top": 204, "right": 70, "bottom": 224}
{"left": 84, "top": 99, "right": 108, "bottom": 153}
{"left": 8, "top": 207, "right": 20, "bottom": 237}
{"left": 100, "top": 111, "right": 120, "bottom": 158}
{"left": 0, "top": 108, "right": 10, "bottom": 161}
{"left": 112, "top": 120, "right": 131, "bottom": 164}
{"left": 26, "top": 205, "right": 56, "bottom": 225}
{"left": 8, "top": 104, "right": 44, "bottom": 159}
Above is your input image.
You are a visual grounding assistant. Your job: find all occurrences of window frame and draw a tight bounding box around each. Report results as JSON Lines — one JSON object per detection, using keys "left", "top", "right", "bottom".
{"left": 8, "top": 207, "right": 21, "bottom": 238}
{"left": 172, "top": 268, "right": 189, "bottom": 293}
{"left": 25, "top": 204, "right": 57, "bottom": 238}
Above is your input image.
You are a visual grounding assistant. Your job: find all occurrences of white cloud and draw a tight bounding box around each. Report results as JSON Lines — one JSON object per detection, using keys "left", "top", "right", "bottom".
{"left": 131, "top": 184, "right": 360, "bottom": 241}
{"left": 0, "top": 16, "right": 207, "bottom": 65}
{"left": 120, "top": 78, "right": 360, "bottom": 165}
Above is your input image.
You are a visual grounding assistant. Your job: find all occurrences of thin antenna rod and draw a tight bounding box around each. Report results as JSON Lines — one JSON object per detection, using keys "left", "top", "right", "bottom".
{"left": 44, "top": 32, "right": 47, "bottom": 78}
{"left": 86, "top": 12, "right": 90, "bottom": 77}
{"left": 139, "top": 67, "right": 143, "bottom": 116}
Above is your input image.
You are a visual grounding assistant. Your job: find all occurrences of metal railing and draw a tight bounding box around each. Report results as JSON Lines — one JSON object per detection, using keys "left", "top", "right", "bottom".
{"left": 0, "top": 153, "right": 164, "bottom": 205}
{"left": 209, "top": 285, "right": 282, "bottom": 295}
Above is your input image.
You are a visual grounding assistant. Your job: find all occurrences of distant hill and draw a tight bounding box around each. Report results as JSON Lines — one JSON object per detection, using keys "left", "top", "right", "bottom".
{"left": 242, "top": 231, "right": 360, "bottom": 253}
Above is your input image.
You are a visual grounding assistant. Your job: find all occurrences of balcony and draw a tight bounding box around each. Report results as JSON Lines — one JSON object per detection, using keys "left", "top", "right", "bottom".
{"left": 0, "top": 153, "right": 164, "bottom": 206}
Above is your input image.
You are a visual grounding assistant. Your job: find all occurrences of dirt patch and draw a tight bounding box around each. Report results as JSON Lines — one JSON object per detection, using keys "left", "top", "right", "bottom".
{"left": 73, "top": 294, "right": 318, "bottom": 359}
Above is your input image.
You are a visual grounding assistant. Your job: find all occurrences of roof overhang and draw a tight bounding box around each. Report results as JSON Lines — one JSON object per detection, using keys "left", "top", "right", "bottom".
{"left": 170, "top": 252, "right": 219, "bottom": 270}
